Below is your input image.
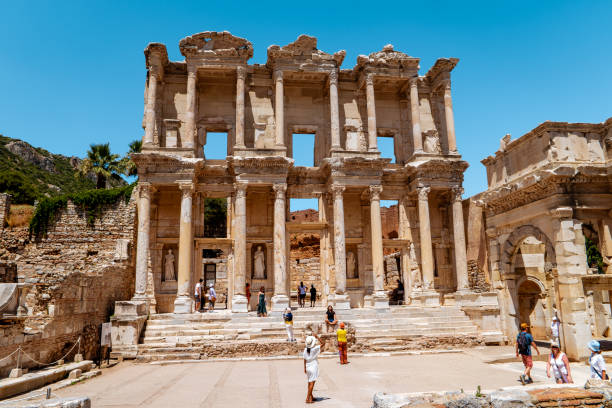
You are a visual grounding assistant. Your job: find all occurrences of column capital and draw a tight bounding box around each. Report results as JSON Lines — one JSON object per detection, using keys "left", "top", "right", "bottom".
{"left": 369, "top": 185, "right": 383, "bottom": 201}
{"left": 409, "top": 76, "right": 419, "bottom": 86}
{"left": 549, "top": 206, "right": 573, "bottom": 219}
{"left": 417, "top": 185, "right": 431, "bottom": 201}
{"left": 365, "top": 73, "right": 374, "bottom": 87}
{"left": 236, "top": 65, "right": 247, "bottom": 80}
{"left": 451, "top": 186, "right": 464, "bottom": 202}
{"left": 148, "top": 65, "right": 163, "bottom": 78}
{"left": 330, "top": 184, "right": 345, "bottom": 197}
{"left": 187, "top": 65, "right": 198, "bottom": 78}
{"left": 138, "top": 182, "right": 152, "bottom": 200}
{"left": 440, "top": 78, "right": 451, "bottom": 91}
{"left": 178, "top": 182, "right": 194, "bottom": 196}
{"left": 234, "top": 182, "right": 248, "bottom": 198}
{"left": 273, "top": 183, "right": 287, "bottom": 198}
{"left": 329, "top": 69, "right": 339, "bottom": 85}
{"left": 273, "top": 69, "right": 283, "bottom": 83}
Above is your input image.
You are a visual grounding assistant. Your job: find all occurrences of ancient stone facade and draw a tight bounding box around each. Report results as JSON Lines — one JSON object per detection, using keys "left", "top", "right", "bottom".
{"left": 467, "top": 118, "right": 612, "bottom": 360}
{"left": 0, "top": 193, "right": 10, "bottom": 229}
{"left": 124, "top": 30, "right": 477, "bottom": 320}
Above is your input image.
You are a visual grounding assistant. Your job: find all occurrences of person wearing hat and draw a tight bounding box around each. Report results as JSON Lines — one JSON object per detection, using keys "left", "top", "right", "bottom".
{"left": 304, "top": 333, "right": 325, "bottom": 403}
{"left": 337, "top": 322, "right": 348, "bottom": 364}
{"left": 588, "top": 340, "right": 608, "bottom": 379}
{"left": 546, "top": 341, "right": 572, "bottom": 383}
{"left": 550, "top": 316, "right": 561, "bottom": 345}
{"left": 207, "top": 283, "right": 216, "bottom": 312}
{"left": 283, "top": 307, "right": 295, "bottom": 342}
{"left": 516, "top": 322, "right": 540, "bottom": 384}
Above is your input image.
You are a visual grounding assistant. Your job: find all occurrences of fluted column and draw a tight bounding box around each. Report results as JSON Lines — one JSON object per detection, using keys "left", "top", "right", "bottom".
{"left": 232, "top": 182, "right": 248, "bottom": 312}
{"left": 271, "top": 184, "right": 289, "bottom": 311}
{"left": 370, "top": 185, "right": 388, "bottom": 308}
{"left": 365, "top": 74, "right": 378, "bottom": 151}
{"left": 235, "top": 66, "right": 246, "bottom": 149}
{"left": 174, "top": 182, "right": 194, "bottom": 313}
{"left": 331, "top": 184, "right": 350, "bottom": 309}
{"left": 143, "top": 70, "right": 159, "bottom": 147}
{"left": 417, "top": 185, "right": 435, "bottom": 291}
{"left": 183, "top": 66, "right": 197, "bottom": 150}
{"left": 274, "top": 70, "right": 285, "bottom": 148}
{"left": 442, "top": 80, "right": 457, "bottom": 153}
{"left": 133, "top": 182, "right": 151, "bottom": 300}
{"left": 329, "top": 69, "right": 341, "bottom": 150}
{"left": 451, "top": 187, "right": 469, "bottom": 292}
{"left": 409, "top": 77, "right": 423, "bottom": 153}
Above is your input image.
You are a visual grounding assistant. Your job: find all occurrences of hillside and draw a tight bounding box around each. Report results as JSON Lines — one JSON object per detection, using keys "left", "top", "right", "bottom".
{"left": 0, "top": 135, "right": 108, "bottom": 204}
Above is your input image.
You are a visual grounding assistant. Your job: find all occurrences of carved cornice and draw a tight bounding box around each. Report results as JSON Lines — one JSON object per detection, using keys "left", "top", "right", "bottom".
{"left": 179, "top": 31, "right": 253, "bottom": 60}
{"left": 356, "top": 44, "right": 420, "bottom": 71}
{"left": 425, "top": 58, "right": 459, "bottom": 84}
{"left": 144, "top": 43, "right": 169, "bottom": 73}
{"left": 410, "top": 159, "right": 468, "bottom": 184}
{"left": 132, "top": 152, "right": 203, "bottom": 176}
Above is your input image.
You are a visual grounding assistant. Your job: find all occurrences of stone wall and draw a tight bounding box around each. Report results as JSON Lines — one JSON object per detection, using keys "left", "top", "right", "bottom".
{"left": 0, "top": 193, "right": 10, "bottom": 229}
{"left": 0, "top": 196, "right": 136, "bottom": 377}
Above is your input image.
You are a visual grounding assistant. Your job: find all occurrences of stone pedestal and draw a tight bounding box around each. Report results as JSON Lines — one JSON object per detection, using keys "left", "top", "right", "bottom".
{"left": 110, "top": 300, "right": 148, "bottom": 356}
{"left": 332, "top": 294, "right": 351, "bottom": 310}
{"left": 271, "top": 294, "right": 290, "bottom": 312}
{"left": 414, "top": 291, "right": 440, "bottom": 307}
{"left": 372, "top": 292, "right": 390, "bottom": 309}
{"left": 173, "top": 296, "right": 194, "bottom": 314}
{"left": 231, "top": 294, "right": 248, "bottom": 313}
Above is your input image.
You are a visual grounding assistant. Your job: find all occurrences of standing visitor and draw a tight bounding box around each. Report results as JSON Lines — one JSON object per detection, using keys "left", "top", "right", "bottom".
{"left": 283, "top": 307, "right": 295, "bottom": 341}
{"left": 194, "top": 279, "right": 203, "bottom": 312}
{"left": 298, "top": 282, "right": 307, "bottom": 307}
{"left": 245, "top": 282, "right": 251, "bottom": 312}
{"left": 208, "top": 283, "right": 216, "bottom": 312}
{"left": 516, "top": 323, "right": 540, "bottom": 384}
{"left": 550, "top": 316, "right": 560, "bottom": 345}
{"left": 310, "top": 284, "right": 317, "bottom": 307}
{"left": 325, "top": 305, "right": 338, "bottom": 333}
{"left": 588, "top": 340, "right": 608, "bottom": 379}
{"left": 303, "top": 333, "right": 325, "bottom": 404}
{"left": 257, "top": 286, "right": 267, "bottom": 317}
{"left": 546, "top": 341, "right": 572, "bottom": 383}
{"left": 337, "top": 322, "right": 348, "bottom": 364}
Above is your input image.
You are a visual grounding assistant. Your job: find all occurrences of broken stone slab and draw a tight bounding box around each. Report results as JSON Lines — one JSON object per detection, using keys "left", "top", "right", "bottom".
{"left": 488, "top": 389, "right": 532, "bottom": 408}
{"left": 11, "top": 396, "right": 91, "bottom": 407}
{"left": 68, "top": 369, "right": 82, "bottom": 379}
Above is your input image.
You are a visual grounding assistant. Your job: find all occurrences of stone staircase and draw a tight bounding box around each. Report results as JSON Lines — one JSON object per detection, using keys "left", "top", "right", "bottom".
{"left": 133, "top": 306, "right": 483, "bottom": 361}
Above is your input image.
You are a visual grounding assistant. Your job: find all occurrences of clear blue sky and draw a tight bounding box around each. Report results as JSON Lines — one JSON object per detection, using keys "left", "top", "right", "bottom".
{"left": 1, "top": 1, "right": 610, "bottom": 211}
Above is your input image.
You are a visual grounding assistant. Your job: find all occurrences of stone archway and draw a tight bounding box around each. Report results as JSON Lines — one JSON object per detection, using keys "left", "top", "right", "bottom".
{"left": 501, "top": 225, "right": 556, "bottom": 274}
{"left": 517, "top": 277, "right": 547, "bottom": 339}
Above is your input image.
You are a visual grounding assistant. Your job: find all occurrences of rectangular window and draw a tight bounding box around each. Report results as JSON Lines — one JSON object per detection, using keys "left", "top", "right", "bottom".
{"left": 289, "top": 198, "right": 318, "bottom": 221}
{"left": 292, "top": 133, "right": 315, "bottom": 167}
{"left": 380, "top": 200, "right": 399, "bottom": 239}
{"left": 204, "top": 132, "right": 228, "bottom": 159}
{"left": 377, "top": 136, "right": 396, "bottom": 163}
{"left": 204, "top": 198, "right": 227, "bottom": 238}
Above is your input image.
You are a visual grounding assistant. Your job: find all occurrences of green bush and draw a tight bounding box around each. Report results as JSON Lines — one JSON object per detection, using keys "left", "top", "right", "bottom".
{"left": 0, "top": 171, "right": 38, "bottom": 204}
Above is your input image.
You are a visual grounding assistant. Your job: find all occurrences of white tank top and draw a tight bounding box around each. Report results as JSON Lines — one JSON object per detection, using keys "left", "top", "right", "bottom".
{"left": 550, "top": 352, "right": 568, "bottom": 377}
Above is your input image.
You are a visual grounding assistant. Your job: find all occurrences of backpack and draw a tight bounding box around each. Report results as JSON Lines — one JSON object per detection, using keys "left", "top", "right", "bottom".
{"left": 517, "top": 332, "right": 530, "bottom": 355}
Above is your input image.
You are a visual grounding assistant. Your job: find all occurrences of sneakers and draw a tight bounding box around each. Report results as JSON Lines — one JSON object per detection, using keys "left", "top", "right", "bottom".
{"left": 520, "top": 375, "right": 526, "bottom": 385}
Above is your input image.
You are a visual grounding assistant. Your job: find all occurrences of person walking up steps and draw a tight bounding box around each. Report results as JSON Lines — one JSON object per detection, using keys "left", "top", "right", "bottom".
{"left": 310, "top": 284, "right": 317, "bottom": 307}
{"left": 337, "top": 322, "right": 348, "bottom": 364}
{"left": 516, "top": 323, "right": 540, "bottom": 384}
{"left": 283, "top": 307, "right": 295, "bottom": 341}
{"left": 588, "top": 340, "right": 608, "bottom": 379}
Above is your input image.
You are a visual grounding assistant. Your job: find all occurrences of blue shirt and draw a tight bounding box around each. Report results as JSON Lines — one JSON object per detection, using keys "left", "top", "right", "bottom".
{"left": 517, "top": 332, "right": 534, "bottom": 356}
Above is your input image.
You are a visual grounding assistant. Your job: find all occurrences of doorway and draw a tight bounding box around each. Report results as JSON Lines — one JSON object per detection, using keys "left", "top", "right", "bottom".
{"left": 518, "top": 279, "right": 546, "bottom": 339}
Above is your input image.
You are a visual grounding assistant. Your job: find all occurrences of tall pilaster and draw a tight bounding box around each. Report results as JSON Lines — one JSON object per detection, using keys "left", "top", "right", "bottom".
{"left": 133, "top": 182, "right": 151, "bottom": 300}
{"left": 143, "top": 70, "right": 159, "bottom": 147}
{"left": 399, "top": 195, "right": 413, "bottom": 303}
{"left": 232, "top": 183, "right": 248, "bottom": 312}
{"left": 274, "top": 70, "right": 285, "bottom": 148}
{"left": 329, "top": 69, "right": 341, "bottom": 150}
{"left": 409, "top": 77, "right": 423, "bottom": 153}
{"left": 318, "top": 193, "right": 330, "bottom": 305}
{"left": 417, "top": 185, "right": 435, "bottom": 291}
{"left": 184, "top": 66, "right": 197, "bottom": 150}
{"left": 331, "top": 184, "right": 350, "bottom": 309}
{"left": 370, "top": 185, "right": 388, "bottom": 308}
{"left": 271, "top": 184, "right": 289, "bottom": 311}
{"left": 365, "top": 74, "right": 378, "bottom": 151}
{"left": 235, "top": 66, "right": 246, "bottom": 149}
{"left": 174, "top": 182, "right": 194, "bottom": 313}
{"left": 442, "top": 80, "right": 457, "bottom": 153}
{"left": 451, "top": 187, "right": 469, "bottom": 292}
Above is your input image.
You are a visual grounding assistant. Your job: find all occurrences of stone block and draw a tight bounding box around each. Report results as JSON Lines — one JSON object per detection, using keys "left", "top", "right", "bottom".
{"left": 74, "top": 354, "right": 83, "bottom": 363}
{"left": 68, "top": 368, "right": 82, "bottom": 379}
{"left": 9, "top": 368, "right": 27, "bottom": 378}
{"left": 173, "top": 296, "right": 194, "bottom": 314}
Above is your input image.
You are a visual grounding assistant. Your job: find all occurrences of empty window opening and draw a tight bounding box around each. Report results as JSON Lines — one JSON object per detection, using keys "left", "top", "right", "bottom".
{"left": 380, "top": 200, "right": 398, "bottom": 239}
{"left": 378, "top": 136, "right": 396, "bottom": 163}
{"left": 290, "top": 198, "right": 319, "bottom": 220}
{"left": 292, "top": 133, "right": 315, "bottom": 167}
{"left": 384, "top": 246, "right": 404, "bottom": 305}
{"left": 290, "top": 231, "right": 321, "bottom": 307}
{"left": 204, "top": 198, "right": 227, "bottom": 238}
{"left": 204, "top": 132, "right": 228, "bottom": 160}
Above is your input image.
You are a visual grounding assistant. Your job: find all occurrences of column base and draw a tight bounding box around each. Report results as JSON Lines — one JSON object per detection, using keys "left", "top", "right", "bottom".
{"left": 173, "top": 295, "right": 194, "bottom": 314}
{"left": 271, "top": 294, "right": 290, "bottom": 312}
{"left": 372, "top": 291, "right": 390, "bottom": 309}
{"left": 414, "top": 290, "right": 440, "bottom": 307}
{"left": 231, "top": 294, "right": 248, "bottom": 313}
{"left": 332, "top": 293, "right": 351, "bottom": 310}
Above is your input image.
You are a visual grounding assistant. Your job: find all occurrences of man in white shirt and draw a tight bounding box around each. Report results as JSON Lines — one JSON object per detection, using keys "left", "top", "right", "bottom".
{"left": 194, "top": 279, "right": 203, "bottom": 312}
{"left": 551, "top": 316, "right": 560, "bottom": 344}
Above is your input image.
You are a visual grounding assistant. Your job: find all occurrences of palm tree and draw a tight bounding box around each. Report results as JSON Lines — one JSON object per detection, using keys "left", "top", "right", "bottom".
{"left": 78, "top": 143, "right": 121, "bottom": 189}
{"left": 120, "top": 139, "right": 142, "bottom": 178}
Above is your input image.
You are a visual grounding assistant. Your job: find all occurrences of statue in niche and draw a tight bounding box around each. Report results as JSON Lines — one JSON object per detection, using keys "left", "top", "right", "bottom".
{"left": 423, "top": 130, "right": 441, "bottom": 154}
{"left": 346, "top": 251, "right": 357, "bottom": 279}
{"left": 164, "top": 249, "right": 176, "bottom": 281}
{"left": 253, "top": 245, "right": 266, "bottom": 279}
{"left": 409, "top": 243, "right": 421, "bottom": 290}
{"left": 255, "top": 117, "right": 276, "bottom": 149}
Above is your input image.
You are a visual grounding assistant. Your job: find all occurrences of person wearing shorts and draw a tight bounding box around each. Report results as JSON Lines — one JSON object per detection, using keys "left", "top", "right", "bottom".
{"left": 194, "top": 279, "right": 203, "bottom": 312}
{"left": 516, "top": 323, "right": 540, "bottom": 384}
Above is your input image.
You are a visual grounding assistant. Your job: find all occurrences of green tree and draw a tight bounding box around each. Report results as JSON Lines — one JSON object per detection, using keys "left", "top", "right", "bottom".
{"left": 78, "top": 143, "right": 121, "bottom": 189}
{"left": 120, "top": 139, "right": 142, "bottom": 177}
{"left": 0, "top": 170, "right": 38, "bottom": 204}
{"left": 586, "top": 236, "right": 604, "bottom": 273}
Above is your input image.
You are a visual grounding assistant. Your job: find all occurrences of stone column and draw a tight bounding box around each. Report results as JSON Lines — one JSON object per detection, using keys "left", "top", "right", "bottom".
{"left": 399, "top": 195, "right": 413, "bottom": 303}
{"left": 417, "top": 185, "right": 437, "bottom": 304}
{"left": 598, "top": 215, "right": 612, "bottom": 273}
{"left": 409, "top": 77, "right": 423, "bottom": 153}
{"left": 550, "top": 207, "right": 591, "bottom": 360}
{"left": 331, "top": 184, "right": 350, "bottom": 309}
{"left": 318, "top": 193, "right": 330, "bottom": 305}
{"left": 365, "top": 74, "right": 378, "bottom": 151}
{"left": 174, "top": 182, "right": 194, "bottom": 313}
{"left": 451, "top": 187, "right": 469, "bottom": 293}
{"left": 442, "top": 80, "right": 457, "bottom": 153}
{"left": 133, "top": 182, "right": 151, "bottom": 300}
{"left": 369, "top": 185, "right": 388, "bottom": 308}
{"left": 235, "top": 66, "right": 246, "bottom": 149}
{"left": 271, "top": 184, "right": 289, "bottom": 311}
{"left": 329, "top": 69, "right": 341, "bottom": 150}
{"left": 274, "top": 70, "right": 285, "bottom": 148}
{"left": 232, "top": 183, "right": 248, "bottom": 312}
{"left": 143, "top": 70, "right": 159, "bottom": 147}
{"left": 183, "top": 66, "right": 197, "bottom": 150}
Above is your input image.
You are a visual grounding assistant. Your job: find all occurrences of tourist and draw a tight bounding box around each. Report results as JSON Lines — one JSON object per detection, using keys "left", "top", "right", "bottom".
{"left": 337, "top": 322, "right": 348, "bottom": 364}
{"left": 303, "top": 333, "right": 325, "bottom": 404}
{"left": 546, "top": 341, "right": 572, "bottom": 383}
{"left": 257, "top": 286, "right": 267, "bottom": 317}
{"left": 194, "top": 279, "right": 203, "bottom": 312}
{"left": 516, "top": 323, "right": 540, "bottom": 384}
{"left": 283, "top": 307, "right": 295, "bottom": 341}
{"left": 208, "top": 283, "right": 216, "bottom": 312}
{"left": 298, "top": 282, "right": 307, "bottom": 307}
{"left": 588, "top": 340, "right": 608, "bottom": 379}
{"left": 310, "top": 284, "right": 317, "bottom": 307}
{"left": 550, "top": 316, "right": 560, "bottom": 345}
{"left": 325, "top": 305, "right": 338, "bottom": 333}
{"left": 245, "top": 282, "right": 251, "bottom": 312}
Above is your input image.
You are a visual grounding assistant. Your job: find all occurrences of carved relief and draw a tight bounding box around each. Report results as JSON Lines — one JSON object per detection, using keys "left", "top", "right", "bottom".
{"left": 346, "top": 251, "right": 357, "bottom": 279}
{"left": 423, "top": 130, "right": 441, "bottom": 154}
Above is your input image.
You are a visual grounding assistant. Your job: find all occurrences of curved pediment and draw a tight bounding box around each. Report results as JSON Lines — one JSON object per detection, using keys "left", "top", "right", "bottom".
{"left": 267, "top": 34, "right": 345, "bottom": 68}
{"left": 356, "top": 44, "right": 419, "bottom": 70}
{"left": 179, "top": 31, "right": 253, "bottom": 61}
